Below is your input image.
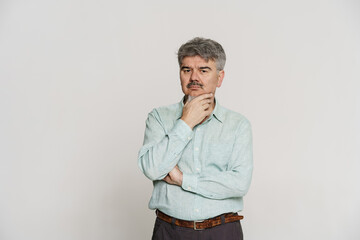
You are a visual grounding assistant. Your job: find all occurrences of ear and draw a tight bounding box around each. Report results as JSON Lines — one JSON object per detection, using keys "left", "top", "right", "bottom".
{"left": 217, "top": 70, "right": 225, "bottom": 88}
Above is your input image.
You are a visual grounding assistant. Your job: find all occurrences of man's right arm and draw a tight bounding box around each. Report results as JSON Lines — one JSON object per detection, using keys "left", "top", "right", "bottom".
{"left": 138, "top": 109, "right": 194, "bottom": 181}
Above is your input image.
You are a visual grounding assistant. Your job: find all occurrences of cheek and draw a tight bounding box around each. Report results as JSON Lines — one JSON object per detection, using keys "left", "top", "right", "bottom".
{"left": 180, "top": 80, "right": 188, "bottom": 90}
{"left": 180, "top": 75, "right": 189, "bottom": 84}
{"left": 207, "top": 77, "right": 219, "bottom": 87}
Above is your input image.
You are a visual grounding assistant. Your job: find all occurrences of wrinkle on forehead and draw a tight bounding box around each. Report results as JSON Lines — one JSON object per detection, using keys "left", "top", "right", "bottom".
{"left": 181, "top": 56, "right": 216, "bottom": 69}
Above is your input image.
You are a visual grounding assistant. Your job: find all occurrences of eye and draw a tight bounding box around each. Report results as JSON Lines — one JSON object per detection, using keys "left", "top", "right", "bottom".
{"left": 183, "top": 69, "right": 191, "bottom": 73}
{"left": 201, "top": 70, "right": 208, "bottom": 73}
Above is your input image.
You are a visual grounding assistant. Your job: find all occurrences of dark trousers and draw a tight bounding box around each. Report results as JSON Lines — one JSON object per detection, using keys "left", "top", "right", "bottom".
{"left": 152, "top": 217, "right": 243, "bottom": 240}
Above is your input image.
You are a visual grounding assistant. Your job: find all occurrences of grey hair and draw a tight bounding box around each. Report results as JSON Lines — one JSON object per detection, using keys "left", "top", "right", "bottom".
{"left": 177, "top": 37, "right": 226, "bottom": 71}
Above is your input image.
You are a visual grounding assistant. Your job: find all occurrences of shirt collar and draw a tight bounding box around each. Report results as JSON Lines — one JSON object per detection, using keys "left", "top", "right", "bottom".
{"left": 176, "top": 96, "right": 223, "bottom": 123}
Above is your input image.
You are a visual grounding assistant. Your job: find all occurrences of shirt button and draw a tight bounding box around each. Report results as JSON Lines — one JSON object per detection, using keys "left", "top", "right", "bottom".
{"left": 195, "top": 209, "right": 199, "bottom": 212}
{"left": 195, "top": 147, "right": 199, "bottom": 151}
{"left": 196, "top": 168, "right": 200, "bottom": 172}
{"left": 187, "top": 136, "right": 192, "bottom": 140}
{"left": 187, "top": 187, "right": 191, "bottom": 190}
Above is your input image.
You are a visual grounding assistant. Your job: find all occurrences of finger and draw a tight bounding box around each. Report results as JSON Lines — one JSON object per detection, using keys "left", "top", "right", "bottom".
{"left": 200, "top": 98, "right": 213, "bottom": 105}
{"left": 205, "top": 108, "right": 213, "bottom": 115}
{"left": 164, "top": 177, "right": 175, "bottom": 185}
{"left": 202, "top": 103, "right": 211, "bottom": 110}
{"left": 163, "top": 176, "right": 172, "bottom": 184}
{"left": 201, "top": 105, "right": 212, "bottom": 113}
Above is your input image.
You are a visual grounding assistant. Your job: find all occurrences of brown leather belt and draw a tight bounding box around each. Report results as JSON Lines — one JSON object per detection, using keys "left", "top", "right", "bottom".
{"left": 156, "top": 210, "right": 243, "bottom": 230}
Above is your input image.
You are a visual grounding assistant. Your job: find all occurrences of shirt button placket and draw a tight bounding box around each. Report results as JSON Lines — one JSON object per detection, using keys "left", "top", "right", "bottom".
{"left": 193, "top": 126, "right": 202, "bottom": 218}
{"left": 193, "top": 126, "right": 201, "bottom": 170}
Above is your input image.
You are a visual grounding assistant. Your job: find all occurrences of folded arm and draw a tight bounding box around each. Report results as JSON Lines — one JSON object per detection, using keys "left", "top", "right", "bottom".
{"left": 138, "top": 110, "right": 194, "bottom": 181}
{"left": 181, "top": 120, "right": 253, "bottom": 199}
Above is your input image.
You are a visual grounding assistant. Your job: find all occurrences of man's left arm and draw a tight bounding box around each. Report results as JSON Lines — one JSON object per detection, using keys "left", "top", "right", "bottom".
{"left": 179, "top": 120, "right": 253, "bottom": 200}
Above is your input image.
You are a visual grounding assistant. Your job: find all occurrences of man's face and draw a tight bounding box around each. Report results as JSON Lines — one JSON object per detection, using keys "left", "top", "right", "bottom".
{"left": 180, "top": 55, "right": 224, "bottom": 97}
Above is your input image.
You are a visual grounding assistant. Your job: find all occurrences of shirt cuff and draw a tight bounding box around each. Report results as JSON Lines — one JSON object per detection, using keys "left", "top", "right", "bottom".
{"left": 169, "top": 119, "right": 194, "bottom": 143}
{"left": 182, "top": 173, "right": 198, "bottom": 193}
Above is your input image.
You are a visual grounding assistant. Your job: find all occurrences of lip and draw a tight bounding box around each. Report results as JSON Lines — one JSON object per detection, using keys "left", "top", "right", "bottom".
{"left": 189, "top": 85, "right": 202, "bottom": 89}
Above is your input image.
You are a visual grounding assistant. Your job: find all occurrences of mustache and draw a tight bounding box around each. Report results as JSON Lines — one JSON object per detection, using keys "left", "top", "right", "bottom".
{"left": 187, "top": 82, "right": 203, "bottom": 88}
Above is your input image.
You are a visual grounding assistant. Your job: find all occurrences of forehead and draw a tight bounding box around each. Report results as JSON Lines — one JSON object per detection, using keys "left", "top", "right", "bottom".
{"left": 181, "top": 55, "right": 216, "bottom": 67}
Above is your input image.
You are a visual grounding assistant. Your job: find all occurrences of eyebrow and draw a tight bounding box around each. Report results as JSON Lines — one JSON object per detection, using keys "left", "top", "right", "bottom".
{"left": 181, "top": 66, "right": 191, "bottom": 70}
{"left": 199, "top": 67, "right": 212, "bottom": 70}
{"left": 180, "top": 66, "right": 212, "bottom": 70}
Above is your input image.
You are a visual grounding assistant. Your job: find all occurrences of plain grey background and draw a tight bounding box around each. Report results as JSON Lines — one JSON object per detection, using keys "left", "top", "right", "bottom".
{"left": 0, "top": 0, "right": 359, "bottom": 239}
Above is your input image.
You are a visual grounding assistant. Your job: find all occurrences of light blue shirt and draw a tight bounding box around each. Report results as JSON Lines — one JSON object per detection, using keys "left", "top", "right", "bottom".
{"left": 138, "top": 97, "right": 253, "bottom": 221}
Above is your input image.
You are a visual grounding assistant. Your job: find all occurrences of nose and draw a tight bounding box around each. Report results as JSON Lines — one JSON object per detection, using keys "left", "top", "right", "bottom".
{"left": 190, "top": 70, "right": 200, "bottom": 81}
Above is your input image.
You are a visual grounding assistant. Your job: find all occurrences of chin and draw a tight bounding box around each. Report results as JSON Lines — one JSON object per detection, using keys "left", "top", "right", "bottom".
{"left": 187, "top": 90, "right": 205, "bottom": 97}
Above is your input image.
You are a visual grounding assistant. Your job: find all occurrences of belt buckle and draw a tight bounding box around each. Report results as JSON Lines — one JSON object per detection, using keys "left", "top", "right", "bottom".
{"left": 193, "top": 220, "right": 204, "bottom": 230}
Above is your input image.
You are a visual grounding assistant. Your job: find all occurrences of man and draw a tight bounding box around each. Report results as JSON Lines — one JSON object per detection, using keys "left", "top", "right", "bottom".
{"left": 138, "top": 37, "right": 253, "bottom": 240}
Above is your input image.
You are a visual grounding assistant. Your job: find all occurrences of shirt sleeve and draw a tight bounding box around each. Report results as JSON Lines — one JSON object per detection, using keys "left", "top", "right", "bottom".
{"left": 138, "top": 109, "right": 194, "bottom": 181}
{"left": 181, "top": 119, "right": 253, "bottom": 200}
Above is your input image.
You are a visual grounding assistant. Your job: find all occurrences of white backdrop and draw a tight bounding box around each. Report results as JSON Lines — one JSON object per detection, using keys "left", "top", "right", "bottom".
{"left": 0, "top": 0, "right": 359, "bottom": 239}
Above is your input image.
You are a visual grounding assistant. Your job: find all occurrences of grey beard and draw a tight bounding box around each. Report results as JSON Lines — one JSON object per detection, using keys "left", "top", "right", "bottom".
{"left": 186, "top": 95, "right": 196, "bottom": 103}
